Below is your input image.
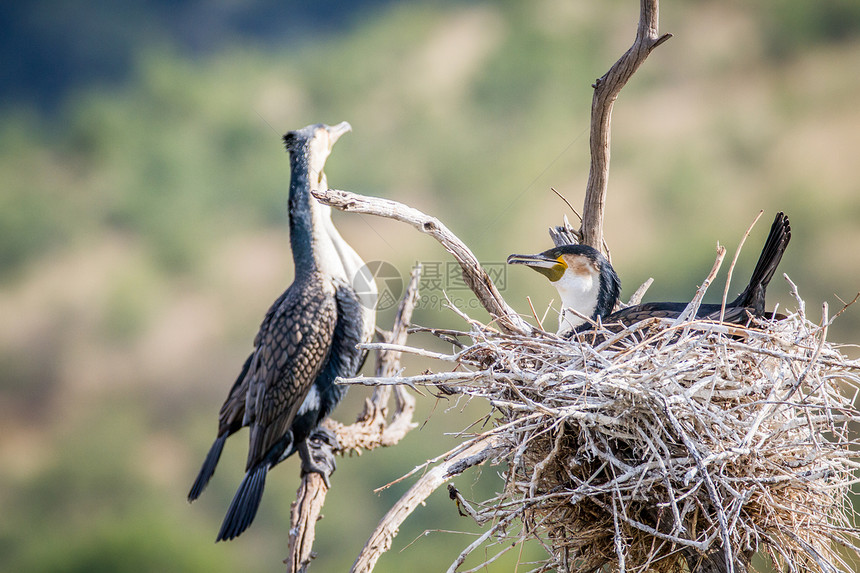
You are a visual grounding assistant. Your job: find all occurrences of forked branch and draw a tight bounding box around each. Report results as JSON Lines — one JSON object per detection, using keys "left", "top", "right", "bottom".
{"left": 330, "top": 265, "right": 423, "bottom": 452}
{"left": 580, "top": 0, "right": 671, "bottom": 251}
{"left": 350, "top": 434, "right": 505, "bottom": 573}
{"left": 312, "top": 188, "right": 532, "bottom": 336}
{"left": 307, "top": 2, "right": 674, "bottom": 571}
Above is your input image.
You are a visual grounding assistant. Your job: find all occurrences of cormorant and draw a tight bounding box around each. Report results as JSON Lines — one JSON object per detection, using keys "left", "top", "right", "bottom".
{"left": 508, "top": 212, "right": 790, "bottom": 335}
{"left": 187, "top": 122, "right": 376, "bottom": 542}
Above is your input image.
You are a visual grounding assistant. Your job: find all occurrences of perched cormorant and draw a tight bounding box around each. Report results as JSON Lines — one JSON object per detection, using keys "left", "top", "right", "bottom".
{"left": 187, "top": 122, "right": 376, "bottom": 542}
{"left": 508, "top": 212, "right": 791, "bottom": 335}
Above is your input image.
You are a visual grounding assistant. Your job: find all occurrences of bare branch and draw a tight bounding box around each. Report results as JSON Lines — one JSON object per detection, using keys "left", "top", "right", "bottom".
{"left": 334, "top": 265, "right": 423, "bottom": 451}
{"left": 285, "top": 474, "right": 328, "bottom": 573}
{"left": 581, "top": 0, "right": 672, "bottom": 250}
{"left": 626, "top": 277, "right": 654, "bottom": 307}
{"left": 313, "top": 187, "right": 532, "bottom": 336}
{"left": 350, "top": 434, "right": 505, "bottom": 573}
{"left": 719, "top": 211, "right": 763, "bottom": 323}
{"left": 671, "top": 244, "right": 726, "bottom": 326}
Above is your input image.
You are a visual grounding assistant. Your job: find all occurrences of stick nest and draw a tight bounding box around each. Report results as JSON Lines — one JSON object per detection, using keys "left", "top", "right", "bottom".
{"left": 416, "top": 309, "right": 860, "bottom": 572}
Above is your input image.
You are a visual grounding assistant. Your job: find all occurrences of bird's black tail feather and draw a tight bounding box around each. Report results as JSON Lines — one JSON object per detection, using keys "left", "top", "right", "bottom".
{"left": 731, "top": 212, "right": 791, "bottom": 312}
{"left": 188, "top": 434, "right": 227, "bottom": 502}
{"left": 216, "top": 464, "right": 268, "bottom": 542}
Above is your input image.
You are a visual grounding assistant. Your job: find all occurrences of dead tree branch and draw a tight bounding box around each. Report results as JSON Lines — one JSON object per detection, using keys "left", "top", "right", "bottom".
{"left": 312, "top": 188, "right": 532, "bottom": 336}
{"left": 331, "top": 265, "right": 423, "bottom": 451}
{"left": 350, "top": 434, "right": 505, "bottom": 573}
{"left": 285, "top": 473, "right": 329, "bottom": 573}
{"left": 284, "top": 266, "right": 423, "bottom": 572}
{"left": 581, "top": 0, "right": 671, "bottom": 251}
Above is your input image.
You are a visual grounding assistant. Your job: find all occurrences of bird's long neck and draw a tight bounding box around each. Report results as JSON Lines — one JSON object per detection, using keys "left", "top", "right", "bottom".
{"left": 315, "top": 170, "right": 377, "bottom": 344}
{"left": 288, "top": 150, "right": 342, "bottom": 279}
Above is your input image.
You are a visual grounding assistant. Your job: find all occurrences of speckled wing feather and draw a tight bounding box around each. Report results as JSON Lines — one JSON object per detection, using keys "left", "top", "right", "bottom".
{"left": 214, "top": 355, "right": 252, "bottom": 438}
{"left": 607, "top": 304, "right": 690, "bottom": 325}
{"left": 216, "top": 289, "right": 292, "bottom": 435}
{"left": 244, "top": 277, "right": 337, "bottom": 470}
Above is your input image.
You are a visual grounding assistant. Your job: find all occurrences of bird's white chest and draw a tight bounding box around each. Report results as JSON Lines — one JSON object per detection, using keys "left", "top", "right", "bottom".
{"left": 311, "top": 207, "right": 348, "bottom": 280}
{"left": 555, "top": 271, "right": 599, "bottom": 334}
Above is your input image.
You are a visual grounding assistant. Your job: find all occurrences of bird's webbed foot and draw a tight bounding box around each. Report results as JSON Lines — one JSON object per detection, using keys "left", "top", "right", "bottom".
{"left": 298, "top": 426, "right": 340, "bottom": 487}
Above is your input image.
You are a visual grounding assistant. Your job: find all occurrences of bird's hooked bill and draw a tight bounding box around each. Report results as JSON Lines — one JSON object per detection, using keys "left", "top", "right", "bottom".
{"left": 506, "top": 253, "right": 562, "bottom": 269}
{"left": 327, "top": 121, "right": 352, "bottom": 143}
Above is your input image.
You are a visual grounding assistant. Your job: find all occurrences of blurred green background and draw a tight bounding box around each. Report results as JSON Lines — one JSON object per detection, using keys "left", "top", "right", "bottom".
{"left": 2, "top": 1, "right": 859, "bottom": 571}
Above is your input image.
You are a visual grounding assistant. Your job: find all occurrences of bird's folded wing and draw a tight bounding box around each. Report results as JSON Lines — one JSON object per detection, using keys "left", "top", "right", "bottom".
{"left": 245, "top": 287, "right": 338, "bottom": 468}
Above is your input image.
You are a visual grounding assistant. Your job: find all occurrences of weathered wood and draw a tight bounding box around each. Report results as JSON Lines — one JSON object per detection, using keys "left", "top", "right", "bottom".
{"left": 350, "top": 435, "right": 504, "bottom": 573}
{"left": 312, "top": 188, "right": 532, "bottom": 336}
{"left": 285, "top": 473, "right": 328, "bottom": 573}
{"left": 581, "top": 0, "right": 671, "bottom": 252}
{"left": 329, "top": 266, "right": 422, "bottom": 452}
{"left": 310, "top": 2, "right": 676, "bottom": 570}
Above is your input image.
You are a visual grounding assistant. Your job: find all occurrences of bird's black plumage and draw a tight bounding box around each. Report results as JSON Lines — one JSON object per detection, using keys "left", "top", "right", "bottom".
{"left": 187, "top": 122, "right": 373, "bottom": 542}
{"left": 591, "top": 212, "right": 791, "bottom": 331}
{"left": 216, "top": 277, "right": 362, "bottom": 542}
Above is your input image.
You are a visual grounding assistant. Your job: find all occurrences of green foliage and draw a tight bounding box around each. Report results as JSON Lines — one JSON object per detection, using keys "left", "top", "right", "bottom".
{"left": 2, "top": 406, "right": 237, "bottom": 573}
{"left": 757, "top": 0, "right": 860, "bottom": 60}
{"left": 0, "top": 115, "right": 76, "bottom": 278}
{"left": 12, "top": 513, "right": 233, "bottom": 573}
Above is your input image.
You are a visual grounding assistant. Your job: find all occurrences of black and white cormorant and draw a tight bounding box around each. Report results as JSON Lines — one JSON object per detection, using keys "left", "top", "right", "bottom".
{"left": 187, "top": 122, "right": 376, "bottom": 542}
{"left": 508, "top": 212, "right": 791, "bottom": 335}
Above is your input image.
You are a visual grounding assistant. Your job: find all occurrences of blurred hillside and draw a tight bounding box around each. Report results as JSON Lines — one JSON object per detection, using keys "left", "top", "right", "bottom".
{"left": 1, "top": 1, "right": 859, "bottom": 571}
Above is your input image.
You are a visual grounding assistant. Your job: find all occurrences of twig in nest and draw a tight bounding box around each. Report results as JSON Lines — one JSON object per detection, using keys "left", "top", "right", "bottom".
{"left": 672, "top": 244, "right": 726, "bottom": 327}
{"left": 830, "top": 291, "right": 860, "bottom": 324}
{"left": 408, "top": 326, "right": 467, "bottom": 348}
{"left": 626, "top": 277, "right": 654, "bottom": 307}
{"left": 527, "top": 296, "right": 545, "bottom": 331}
{"left": 720, "top": 210, "right": 764, "bottom": 323}
{"left": 785, "top": 273, "right": 806, "bottom": 320}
